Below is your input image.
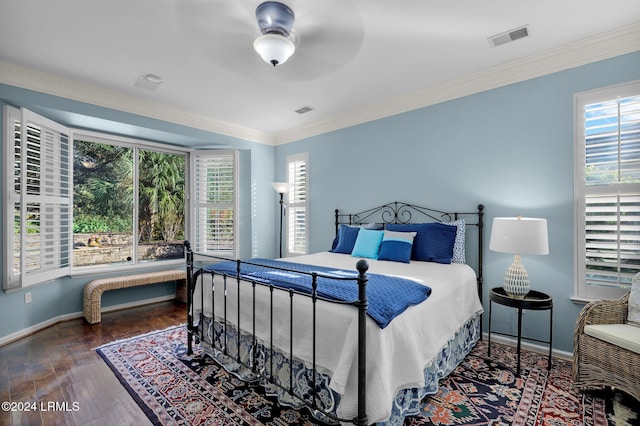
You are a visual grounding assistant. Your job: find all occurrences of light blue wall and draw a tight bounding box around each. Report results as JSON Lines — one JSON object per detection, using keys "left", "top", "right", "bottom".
{"left": 2, "top": 52, "right": 638, "bottom": 351}
{"left": 274, "top": 52, "right": 640, "bottom": 353}
{"left": 0, "top": 84, "right": 277, "bottom": 341}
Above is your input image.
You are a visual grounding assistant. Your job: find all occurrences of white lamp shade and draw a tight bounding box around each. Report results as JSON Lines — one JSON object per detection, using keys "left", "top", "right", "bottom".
{"left": 271, "top": 182, "right": 289, "bottom": 194}
{"left": 489, "top": 217, "right": 549, "bottom": 255}
{"left": 253, "top": 33, "right": 295, "bottom": 66}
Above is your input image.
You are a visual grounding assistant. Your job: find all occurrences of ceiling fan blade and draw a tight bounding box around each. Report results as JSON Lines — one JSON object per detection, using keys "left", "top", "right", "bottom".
{"left": 175, "top": 0, "right": 255, "bottom": 59}
{"left": 174, "top": 0, "right": 366, "bottom": 82}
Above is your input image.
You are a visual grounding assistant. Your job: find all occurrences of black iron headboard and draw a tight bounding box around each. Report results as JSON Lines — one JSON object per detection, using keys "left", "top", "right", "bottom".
{"left": 334, "top": 201, "right": 485, "bottom": 318}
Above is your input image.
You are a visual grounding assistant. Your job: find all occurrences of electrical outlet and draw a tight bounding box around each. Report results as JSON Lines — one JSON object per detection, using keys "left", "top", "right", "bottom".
{"left": 25, "top": 292, "right": 32, "bottom": 304}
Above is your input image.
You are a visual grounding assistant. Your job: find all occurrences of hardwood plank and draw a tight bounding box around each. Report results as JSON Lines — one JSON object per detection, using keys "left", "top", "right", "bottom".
{"left": 0, "top": 300, "right": 185, "bottom": 426}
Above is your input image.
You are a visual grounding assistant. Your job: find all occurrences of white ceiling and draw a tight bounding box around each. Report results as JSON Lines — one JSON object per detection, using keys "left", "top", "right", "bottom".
{"left": 1, "top": 0, "right": 639, "bottom": 146}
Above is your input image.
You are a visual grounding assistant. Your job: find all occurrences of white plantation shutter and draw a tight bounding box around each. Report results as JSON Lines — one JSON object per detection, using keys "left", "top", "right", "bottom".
{"left": 4, "top": 107, "right": 22, "bottom": 289}
{"left": 575, "top": 82, "right": 640, "bottom": 300}
{"left": 192, "top": 150, "right": 238, "bottom": 258}
{"left": 286, "top": 153, "right": 308, "bottom": 255}
{"left": 3, "top": 107, "right": 72, "bottom": 289}
{"left": 584, "top": 194, "right": 640, "bottom": 287}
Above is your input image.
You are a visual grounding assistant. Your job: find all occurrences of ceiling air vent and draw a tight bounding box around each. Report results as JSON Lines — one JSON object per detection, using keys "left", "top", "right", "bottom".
{"left": 488, "top": 25, "right": 529, "bottom": 48}
{"left": 294, "top": 106, "right": 314, "bottom": 115}
{"left": 134, "top": 74, "right": 163, "bottom": 91}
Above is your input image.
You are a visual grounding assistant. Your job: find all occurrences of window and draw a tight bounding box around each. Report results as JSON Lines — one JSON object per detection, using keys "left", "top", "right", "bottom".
{"left": 191, "top": 150, "right": 239, "bottom": 258}
{"left": 73, "top": 136, "right": 186, "bottom": 270}
{"left": 137, "top": 148, "right": 186, "bottom": 262}
{"left": 286, "top": 153, "right": 309, "bottom": 256}
{"left": 3, "top": 107, "right": 238, "bottom": 289}
{"left": 574, "top": 81, "right": 640, "bottom": 301}
{"left": 3, "top": 107, "right": 72, "bottom": 290}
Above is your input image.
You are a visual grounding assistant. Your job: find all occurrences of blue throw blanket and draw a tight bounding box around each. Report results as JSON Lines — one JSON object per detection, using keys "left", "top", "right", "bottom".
{"left": 203, "top": 258, "right": 431, "bottom": 328}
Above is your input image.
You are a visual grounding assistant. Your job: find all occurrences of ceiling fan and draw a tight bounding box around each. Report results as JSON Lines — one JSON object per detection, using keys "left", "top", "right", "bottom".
{"left": 175, "top": 0, "right": 365, "bottom": 81}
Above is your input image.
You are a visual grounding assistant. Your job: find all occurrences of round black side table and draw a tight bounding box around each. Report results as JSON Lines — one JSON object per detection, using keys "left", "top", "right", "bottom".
{"left": 487, "top": 287, "right": 553, "bottom": 375}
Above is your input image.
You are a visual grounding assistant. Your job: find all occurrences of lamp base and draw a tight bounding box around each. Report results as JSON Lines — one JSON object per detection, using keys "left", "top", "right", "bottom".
{"left": 502, "top": 254, "right": 530, "bottom": 299}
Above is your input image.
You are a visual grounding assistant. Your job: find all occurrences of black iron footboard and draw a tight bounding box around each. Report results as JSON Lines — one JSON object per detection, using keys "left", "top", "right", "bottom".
{"left": 184, "top": 241, "right": 370, "bottom": 425}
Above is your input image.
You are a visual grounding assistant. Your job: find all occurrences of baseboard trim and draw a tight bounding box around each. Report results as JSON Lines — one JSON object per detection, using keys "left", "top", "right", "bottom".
{"left": 0, "top": 294, "right": 177, "bottom": 347}
{"left": 2, "top": 305, "right": 573, "bottom": 360}
{"left": 482, "top": 331, "right": 573, "bottom": 360}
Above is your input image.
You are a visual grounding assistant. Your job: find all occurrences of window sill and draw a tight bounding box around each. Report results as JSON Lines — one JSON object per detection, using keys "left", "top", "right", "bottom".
{"left": 71, "top": 258, "right": 184, "bottom": 278}
{"left": 570, "top": 296, "right": 593, "bottom": 305}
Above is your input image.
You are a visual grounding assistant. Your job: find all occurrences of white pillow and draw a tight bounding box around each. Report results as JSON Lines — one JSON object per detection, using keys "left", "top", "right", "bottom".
{"left": 628, "top": 272, "right": 640, "bottom": 327}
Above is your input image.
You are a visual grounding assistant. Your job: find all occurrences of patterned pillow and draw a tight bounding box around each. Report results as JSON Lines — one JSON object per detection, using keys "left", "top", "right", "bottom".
{"left": 628, "top": 272, "right": 640, "bottom": 327}
{"left": 442, "top": 219, "right": 466, "bottom": 264}
{"left": 378, "top": 230, "right": 417, "bottom": 263}
{"left": 351, "top": 229, "right": 384, "bottom": 259}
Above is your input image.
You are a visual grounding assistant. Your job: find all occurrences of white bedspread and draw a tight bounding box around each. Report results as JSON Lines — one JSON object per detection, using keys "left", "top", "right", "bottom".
{"left": 191, "top": 252, "right": 483, "bottom": 423}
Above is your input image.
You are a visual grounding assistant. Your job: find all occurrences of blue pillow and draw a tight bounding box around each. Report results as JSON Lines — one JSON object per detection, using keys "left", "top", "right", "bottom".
{"left": 331, "top": 225, "right": 361, "bottom": 254}
{"left": 351, "top": 229, "right": 384, "bottom": 259}
{"left": 331, "top": 224, "right": 383, "bottom": 253}
{"left": 378, "top": 230, "right": 417, "bottom": 263}
{"left": 387, "top": 222, "right": 457, "bottom": 264}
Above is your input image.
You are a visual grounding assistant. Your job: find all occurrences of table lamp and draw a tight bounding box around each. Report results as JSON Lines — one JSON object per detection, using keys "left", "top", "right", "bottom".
{"left": 489, "top": 216, "right": 549, "bottom": 298}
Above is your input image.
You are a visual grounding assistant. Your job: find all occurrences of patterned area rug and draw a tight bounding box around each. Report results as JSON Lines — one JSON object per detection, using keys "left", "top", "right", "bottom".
{"left": 96, "top": 325, "right": 638, "bottom": 425}
{"left": 408, "top": 340, "right": 638, "bottom": 426}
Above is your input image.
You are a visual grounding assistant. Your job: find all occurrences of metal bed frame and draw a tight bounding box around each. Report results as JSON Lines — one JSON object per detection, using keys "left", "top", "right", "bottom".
{"left": 185, "top": 201, "right": 484, "bottom": 425}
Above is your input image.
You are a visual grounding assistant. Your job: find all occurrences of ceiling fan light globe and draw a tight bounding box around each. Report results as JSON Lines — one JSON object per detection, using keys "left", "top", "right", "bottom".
{"left": 253, "top": 33, "right": 295, "bottom": 66}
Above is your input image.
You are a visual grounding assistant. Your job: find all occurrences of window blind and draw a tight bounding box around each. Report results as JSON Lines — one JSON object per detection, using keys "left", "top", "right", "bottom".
{"left": 4, "top": 107, "right": 22, "bottom": 289}
{"left": 286, "top": 154, "right": 308, "bottom": 255}
{"left": 581, "top": 93, "right": 640, "bottom": 292}
{"left": 192, "top": 150, "right": 238, "bottom": 257}
{"left": 585, "top": 96, "right": 640, "bottom": 186}
{"left": 3, "top": 107, "right": 72, "bottom": 289}
{"left": 585, "top": 194, "right": 640, "bottom": 288}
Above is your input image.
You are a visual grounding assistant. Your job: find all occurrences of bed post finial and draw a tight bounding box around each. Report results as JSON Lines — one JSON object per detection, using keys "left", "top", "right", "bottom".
{"left": 183, "top": 237, "right": 192, "bottom": 267}
{"left": 356, "top": 259, "right": 368, "bottom": 275}
{"left": 184, "top": 240, "right": 192, "bottom": 270}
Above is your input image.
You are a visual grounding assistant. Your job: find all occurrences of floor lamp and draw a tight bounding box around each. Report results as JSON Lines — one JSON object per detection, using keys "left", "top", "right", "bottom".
{"left": 272, "top": 182, "right": 289, "bottom": 258}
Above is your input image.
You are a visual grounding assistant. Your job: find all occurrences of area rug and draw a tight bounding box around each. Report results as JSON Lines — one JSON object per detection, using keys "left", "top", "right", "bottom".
{"left": 96, "top": 325, "right": 638, "bottom": 426}
{"left": 407, "top": 340, "right": 638, "bottom": 426}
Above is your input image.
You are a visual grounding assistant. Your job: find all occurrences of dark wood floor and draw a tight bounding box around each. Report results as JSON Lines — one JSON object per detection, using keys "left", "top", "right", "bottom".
{"left": 0, "top": 301, "right": 185, "bottom": 426}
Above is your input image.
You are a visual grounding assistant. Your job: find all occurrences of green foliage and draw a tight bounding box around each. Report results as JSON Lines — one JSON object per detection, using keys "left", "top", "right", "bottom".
{"left": 73, "top": 214, "right": 132, "bottom": 233}
{"left": 585, "top": 164, "right": 640, "bottom": 186}
{"left": 137, "top": 149, "right": 185, "bottom": 242}
{"left": 73, "top": 141, "right": 134, "bottom": 223}
{"left": 73, "top": 141, "right": 185, "bottom": 244}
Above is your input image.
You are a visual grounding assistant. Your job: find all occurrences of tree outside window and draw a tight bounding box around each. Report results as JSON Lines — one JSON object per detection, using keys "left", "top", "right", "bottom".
{"left": 73, "top": 140, "right": 185, "bottom": 268}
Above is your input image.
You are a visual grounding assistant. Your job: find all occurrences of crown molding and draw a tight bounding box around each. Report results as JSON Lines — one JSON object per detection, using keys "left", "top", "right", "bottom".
{"left": 275, "top": 22, "right": 640, "bottom": 145}
{"left": 1, "top": 23, "right": 638, "bottom": 148}
{"left": 0, "top": 61, "right": 275, "bottom": 146}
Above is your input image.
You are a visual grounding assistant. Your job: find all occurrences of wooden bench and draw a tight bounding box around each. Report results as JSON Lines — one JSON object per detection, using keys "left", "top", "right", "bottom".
{"left": 83, "top": 270, "right": 187, "bottom": 324}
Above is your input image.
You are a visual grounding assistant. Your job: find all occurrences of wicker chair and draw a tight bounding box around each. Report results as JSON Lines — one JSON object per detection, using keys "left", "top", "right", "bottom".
{"left": 573, "top": 292, "right": 640, "bottom": 402}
